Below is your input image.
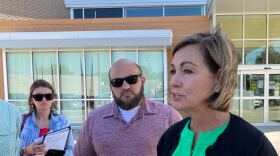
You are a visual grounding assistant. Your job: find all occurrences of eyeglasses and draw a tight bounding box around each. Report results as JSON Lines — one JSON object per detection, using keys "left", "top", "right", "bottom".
{"left": 32, "top": 94, "right": 54, "bottom": 101}
{"left": 110, "top": 74, "right": 141, "bottom": 88}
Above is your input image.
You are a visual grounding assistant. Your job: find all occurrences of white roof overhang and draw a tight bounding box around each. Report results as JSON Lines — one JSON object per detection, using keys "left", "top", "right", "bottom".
{"left": 0, "top": 29, "right": 172, "bottom": 48}
{"left": 64, "top": 0, "right": 208, "bottom": 8}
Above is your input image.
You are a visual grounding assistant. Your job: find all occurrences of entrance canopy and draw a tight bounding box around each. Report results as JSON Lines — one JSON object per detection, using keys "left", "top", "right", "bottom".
{"left": 0, "top": 29, "right": 172, "bottom": 48}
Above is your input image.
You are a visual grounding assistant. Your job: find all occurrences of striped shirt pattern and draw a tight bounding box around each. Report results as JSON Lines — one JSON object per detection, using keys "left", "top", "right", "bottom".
{"left": 0, "top": 100, "right": 21, "bottom": 156}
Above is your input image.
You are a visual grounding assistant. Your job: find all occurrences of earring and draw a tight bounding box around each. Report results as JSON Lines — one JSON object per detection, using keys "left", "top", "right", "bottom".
{"left": 30, "top": 104, "right": 34, "bottom": 111}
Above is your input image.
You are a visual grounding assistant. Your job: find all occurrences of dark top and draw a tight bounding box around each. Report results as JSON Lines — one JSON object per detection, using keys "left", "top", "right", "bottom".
{"left": 157, "top": 113, "right": 278, "bottom": 156}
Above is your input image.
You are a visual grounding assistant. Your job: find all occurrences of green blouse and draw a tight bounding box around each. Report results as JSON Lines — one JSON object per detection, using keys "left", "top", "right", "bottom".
{"left": 172, "top": 119, "right": 229, "bottom": 156}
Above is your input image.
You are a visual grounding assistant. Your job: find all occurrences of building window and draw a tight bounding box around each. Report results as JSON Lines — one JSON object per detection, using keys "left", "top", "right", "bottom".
{"left": 72, "top": 5, "right": 205, "bottom": 19}
{"left": 232, "top": 41, "right": 243, "bottom": 64}
{"left": 95, "top": 8, "right": 123, "bottom": 18}
{"left": 112, "top": 50, "right": 137, "bottom": 63}
{"left": 85, "top": 50, "right": 111, "bottom": 100}
{"left": 59, "top": 51, "right": 84, "bottom": 99}
{"left": 73, "top": 9, "right": 83, "bottom": 19}
{"left": 6, "top": 51, "right": 32, "bottom": 99}
{"left": 33, "top": 51, "right": 58, "bottom": 90}
{"left": 231, "top": 74, "right": 241, "bottom": 116}
{"left": 269, "top": 14, "right": 280, "bottom": 39}
{"left": 268, "top": 41, "right": 280, "bottom": 64}
{"left": 244, "top": 14, "right": 266, "bottom": 39}
{"left": 138, "top": 51, "right": 164, "bottom": 98}
{"left": 244, "top": 40, "right": 266, "bottom": 65}
{"left": 84, "top": 9, "right": 95, "bottom": 18}
{"left": 216, "top": 14, "right": 280, "bottom": 65}
{"left": 125, "top": 7, "right": 163, "bottom": 17}
{"left": 75, "top": 8, "right": 123, "bottom": 19}
{"left": 216, "top": 15, "right": 243, "bottom": 39}
{"left": 165, "top": 6, "right": 203, "bottom": 16}
{"left": 5, "top": 48, "right": 165, "bottom": 125}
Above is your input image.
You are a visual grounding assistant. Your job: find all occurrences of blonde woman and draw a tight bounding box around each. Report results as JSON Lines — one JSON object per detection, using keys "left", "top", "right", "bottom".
{"left": 157, "top": 26, "right": 277, "bottom": 156}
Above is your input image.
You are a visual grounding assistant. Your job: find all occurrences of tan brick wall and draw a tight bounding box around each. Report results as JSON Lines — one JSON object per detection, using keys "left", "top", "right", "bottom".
{"left": 0, "top": 0, "right": 69, "bottom": 19}
{"left": 0, "top": 16, "right": 209, "bottom": 45}
{"left": 0, "top": 16, "right": 209, "bottom": 99}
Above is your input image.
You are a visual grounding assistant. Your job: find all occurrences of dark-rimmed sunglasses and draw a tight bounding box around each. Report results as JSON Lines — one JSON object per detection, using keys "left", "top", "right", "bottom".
{"left": 32, "top": 94, "right": 54, "bottom": 101}
{"left": 110, "top": 74, "right": 141, "bottom": 88}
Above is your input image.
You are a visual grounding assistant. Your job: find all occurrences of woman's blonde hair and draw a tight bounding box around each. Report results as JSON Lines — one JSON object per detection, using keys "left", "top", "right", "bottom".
{"left": 172, "top": 25, "right": 238, "bottom": 112}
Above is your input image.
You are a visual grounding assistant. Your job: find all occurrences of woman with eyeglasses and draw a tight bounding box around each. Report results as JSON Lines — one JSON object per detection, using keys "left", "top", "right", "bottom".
{"left": 19, "top": 79, "right": 74, "bottom": 156}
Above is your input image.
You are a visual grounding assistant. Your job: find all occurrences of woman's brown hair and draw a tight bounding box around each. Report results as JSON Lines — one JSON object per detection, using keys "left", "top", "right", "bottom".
{"left": 28, "top": 79, "right": 56, "bottom": 116}
{"left": 172, "top": 25, "right": 238, "bottom": 112}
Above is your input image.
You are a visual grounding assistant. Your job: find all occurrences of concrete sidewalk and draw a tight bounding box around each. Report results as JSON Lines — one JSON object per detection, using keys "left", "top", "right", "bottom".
{"left": 257, "top": 126, "right": 280, "bottom": 154}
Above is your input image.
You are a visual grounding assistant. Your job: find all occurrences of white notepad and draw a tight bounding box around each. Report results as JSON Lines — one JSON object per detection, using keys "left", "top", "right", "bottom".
{"left": 42, "top": 126, "right": 71, "bottom": 151}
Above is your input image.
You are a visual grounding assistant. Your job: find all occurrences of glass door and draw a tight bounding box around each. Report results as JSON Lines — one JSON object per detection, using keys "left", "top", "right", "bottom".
{"left": 241, "top": 71, "right": 265, "bottom": 124}
{"left": 239, "top": 70, "right": 280, "bottom": 125}
{"left": 268, "top": 71, "right": 280, "bottom": 125}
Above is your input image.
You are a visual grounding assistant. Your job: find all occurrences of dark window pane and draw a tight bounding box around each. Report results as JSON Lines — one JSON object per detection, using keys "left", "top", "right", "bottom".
{"left": 96, "top": 8, "right": 123, "bottom": 18}
{"left": 84, "top": 9, "right": 95, "bottom": 18}
{"left": 125, "top": 7, "right": 163, "bottom": 17}
{"left": 165, "top": 6, "right": 203, "bottom": 16}
{"left": 73, "top": 9, "right": 83, "bottom": 19}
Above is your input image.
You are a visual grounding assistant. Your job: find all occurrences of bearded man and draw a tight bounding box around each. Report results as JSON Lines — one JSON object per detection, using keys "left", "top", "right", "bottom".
{"left": 74, "top": 59, "right": 182, "bottom": 156}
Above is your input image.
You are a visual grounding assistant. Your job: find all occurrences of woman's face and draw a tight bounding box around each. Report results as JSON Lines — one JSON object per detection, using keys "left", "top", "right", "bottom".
{"left": 31, "top": 87, "right": 54, "bottom": 112}
{"left": 170, "top": 45, "right": 218, "bottom": 112}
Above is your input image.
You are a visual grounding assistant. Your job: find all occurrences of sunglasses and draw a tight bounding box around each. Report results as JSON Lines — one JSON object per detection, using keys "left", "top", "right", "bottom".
{"left": 110, "top": 74, "right": 142, "bottom": 88}
{"left": 32, "top": 93, "right": 54, "bottom": 101}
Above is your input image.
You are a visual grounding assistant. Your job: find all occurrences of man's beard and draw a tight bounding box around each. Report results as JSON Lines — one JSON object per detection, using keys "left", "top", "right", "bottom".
{"left": 113, "top": 85, "right": 144, "bottom": 110}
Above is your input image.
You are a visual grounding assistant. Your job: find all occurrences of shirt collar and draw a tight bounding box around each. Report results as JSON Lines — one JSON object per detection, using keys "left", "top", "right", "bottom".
{"left": 102, "top": 97, "right": 158, "bottom": 118}
{"left": 31, "top": 111, "right": 59, "bottom": 125}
